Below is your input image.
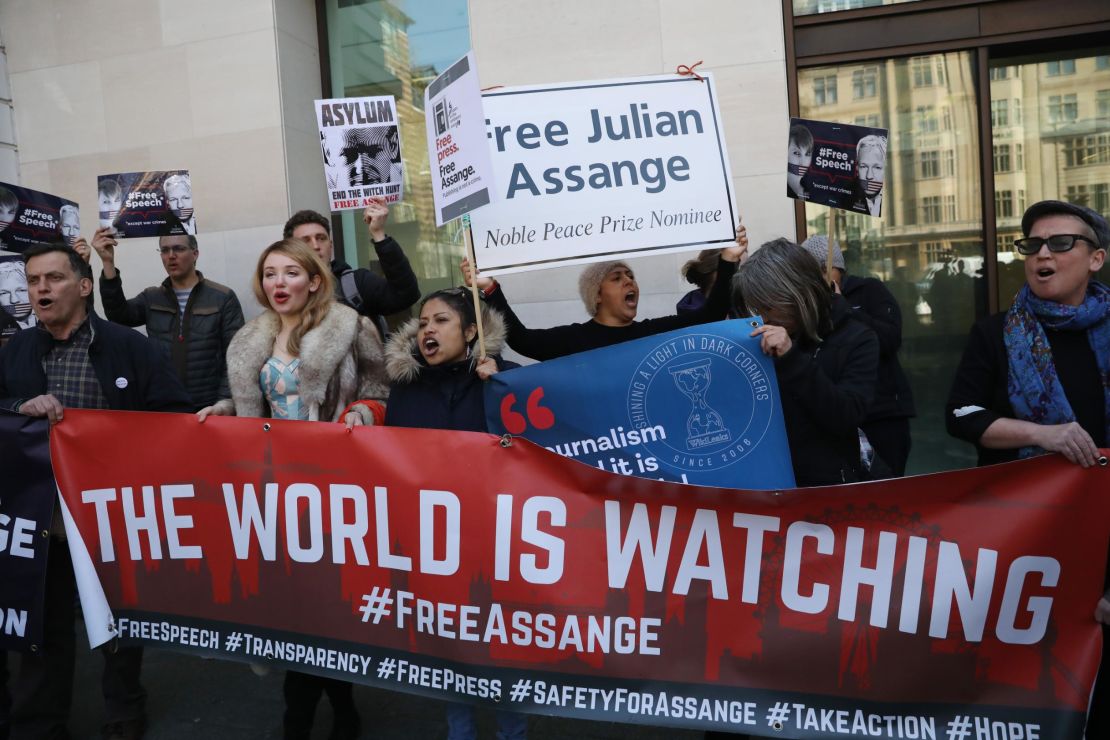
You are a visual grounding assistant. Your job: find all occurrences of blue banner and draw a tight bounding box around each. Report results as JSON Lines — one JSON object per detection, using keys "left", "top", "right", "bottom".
{"left": 0, "top": 411, "right": 53, "bottom": 652}
{"left": 484, "top": 320, "right": 795, "bottom": 489}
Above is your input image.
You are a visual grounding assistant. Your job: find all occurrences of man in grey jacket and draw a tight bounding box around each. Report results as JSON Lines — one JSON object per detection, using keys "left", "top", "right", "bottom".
{"left": 91, "top": 228, "right": 244, "bottom": 410}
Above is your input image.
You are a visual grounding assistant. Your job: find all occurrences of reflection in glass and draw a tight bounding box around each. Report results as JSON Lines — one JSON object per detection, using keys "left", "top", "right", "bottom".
{"left": 988, "top": 49, "right": 1110, "bottom": 306}
{"left": 793, "top": 0, "right": 925, "bottom": 17}
{"left": 799, "top": 53, "right": 983, "bottom": 474}
{"left": 325, "top": 0, "right": 471, "bottom": 321}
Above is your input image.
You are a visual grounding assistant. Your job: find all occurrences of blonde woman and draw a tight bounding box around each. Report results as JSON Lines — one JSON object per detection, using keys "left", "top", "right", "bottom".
{"left": 197, "top": 238, "right": 388, "bottom": 738}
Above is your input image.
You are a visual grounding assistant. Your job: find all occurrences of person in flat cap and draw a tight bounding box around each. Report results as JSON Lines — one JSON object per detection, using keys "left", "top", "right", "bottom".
{"left": 801, "top": 235, "right": 915, "bottom": 477}
{"left": 460, "top": 223, "right": 748, "bottom": 361}
{"left": 945, "top": 200, "right": 1109, "bottom": 737}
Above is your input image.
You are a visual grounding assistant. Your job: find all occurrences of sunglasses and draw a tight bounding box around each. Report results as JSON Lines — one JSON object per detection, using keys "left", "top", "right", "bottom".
{"left": 1013, "top": 234, "right": 1098, "bottom": 256}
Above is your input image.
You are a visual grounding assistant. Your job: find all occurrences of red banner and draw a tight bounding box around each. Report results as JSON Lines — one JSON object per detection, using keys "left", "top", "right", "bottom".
{"left": 49, "top": 410, "right": 1108, "bottom": 738}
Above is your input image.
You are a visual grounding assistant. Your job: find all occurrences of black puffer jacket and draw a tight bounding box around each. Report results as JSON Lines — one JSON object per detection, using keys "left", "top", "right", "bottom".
{"left": 774, "top": 295, "right": 880, "bottom": 486}
{"left": 99, "top": 271, "right": 244, "bottom": 409}
{"left": 384, "top": 305, "right": 517, "bottom": 432}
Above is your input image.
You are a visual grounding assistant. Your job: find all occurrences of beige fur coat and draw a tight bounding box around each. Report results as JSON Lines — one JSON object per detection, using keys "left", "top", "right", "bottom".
{"left": 213, "top": 303, "right": 389, "bottom": 422}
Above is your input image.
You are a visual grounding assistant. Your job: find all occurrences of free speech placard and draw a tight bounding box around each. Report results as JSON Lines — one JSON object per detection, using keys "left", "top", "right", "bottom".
{"left": 786, "top": 117, "right": 889, "bottom": 217}
{"left": 468, "top": 73, "right": 737, "bottom": 276}
{"left": 0, "top": 181, "right": 80, "bottom": 252}
{"left": 98, "top": 170, "right": 195, "bottom": 238}
{"left": 484, "top": 319, "right": 795, "bottom": 490}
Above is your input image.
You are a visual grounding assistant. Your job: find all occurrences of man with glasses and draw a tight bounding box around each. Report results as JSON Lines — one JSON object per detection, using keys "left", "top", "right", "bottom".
{"left": 91, "top": 228, "right": 244, "bottom": 410}
{"left": 946, "top": 199, "right": 1108, "bottom": 738}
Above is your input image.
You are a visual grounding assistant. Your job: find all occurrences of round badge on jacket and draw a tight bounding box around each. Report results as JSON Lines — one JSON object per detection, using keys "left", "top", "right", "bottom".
{"left": 115, "top": 377, "right": 129, "bottom": 389}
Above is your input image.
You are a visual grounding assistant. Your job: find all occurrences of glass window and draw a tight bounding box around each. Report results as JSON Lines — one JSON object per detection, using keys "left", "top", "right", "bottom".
{"left": 1098, "top": 90, "right": 1110, "bottom": 118}
{"left": 989, "top": 49, "right": 1110, "bottom": 311}
{"left": 999, "top": 188, "right": 1016, "bottom": 217}
{"left": 991, "top": 99, "right": 1009, "bottom": 128}
{"left": 852, "top": 67, "right": 878, "bottom": 99}
{"left": 1098, "top": 56, "right": 1110, "bottom": 71}
{"left": 911, "top": 57, "right": 934, "bottom": 87}
{"left": 916, "top": 105, "right": 938, "bottom": 132}
{"left": 1048, "top": 93, "right": 1079, "bottom": 123}
{"left": 1045, "top": 59, "right": 1076, "bottom": 76}
{"left": 919, "top": 150, "right": 940, "bottom": 178}
{"left": 993, "top": 144, "right": 1011, "bottom": 173}
{"left": 800, "top": 52, "right": 983, "bottom": 474}
{"left": 323, "top": 0, "right": 472, "bottom": 315}
{"left": 813, "top": 75, "right": 838, "bottom": 105}
{"left": 795, "top": 0, "right": 923, "bottom": 15}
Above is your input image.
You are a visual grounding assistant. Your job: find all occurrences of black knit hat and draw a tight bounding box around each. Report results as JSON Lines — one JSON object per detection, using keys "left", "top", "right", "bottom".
{"left": 1021, "top": 200, "right": 1109, "bottom": 249}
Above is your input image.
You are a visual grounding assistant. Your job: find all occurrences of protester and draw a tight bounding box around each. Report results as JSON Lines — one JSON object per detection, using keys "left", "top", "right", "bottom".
{"left": 676, "top": 248, "right": 722, "bottom": 316}
{"left": 733, "top": 238, "right": 879, "bottom": 486}
{"left": 851, "top": 135, "right": 886, "bottom": 217}
{"left": 945, "top": 200, "right": 1108, "bottom": 737}
{"left": 462, "top": 223, "right": 748, "bottom": 360}
{"left": 383, "top": 288, "right": 526, "bottom": 739}
{"left": 196, "top": 237, "right": 388, "bottom": 740}
{"left": 92, "top": 229, "right": 244, "bottom": 410}
{"left": 284, "top": 198, "right": 420, "bottom": 335}
{"left": 0, "top": 243, "right": 193, "bottom": 740}
{"left": 786, "top": 124, "right": 814, "bottom": 200}
{"left": 801, "top": 235, "right": 915, "bottom": 476}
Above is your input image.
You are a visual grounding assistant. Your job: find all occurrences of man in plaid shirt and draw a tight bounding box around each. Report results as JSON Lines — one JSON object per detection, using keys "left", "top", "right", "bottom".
{"left": 0, "top": 243, "right": 192, "bottom": 740}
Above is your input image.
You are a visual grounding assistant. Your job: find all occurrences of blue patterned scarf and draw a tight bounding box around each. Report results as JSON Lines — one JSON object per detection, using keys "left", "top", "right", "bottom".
{"left": 1004, "top": 281, "right": 1110, "bottom": 458}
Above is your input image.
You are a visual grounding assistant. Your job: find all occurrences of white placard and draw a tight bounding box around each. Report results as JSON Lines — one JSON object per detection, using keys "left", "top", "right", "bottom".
{"left": 314, "top": 96, "right": 404, "bottom": 211}
{"left": 468, "top": 73, "right": 736, "bottom": 276}
{"left": 424, "top": 52, "right": 496, "bottom": 226}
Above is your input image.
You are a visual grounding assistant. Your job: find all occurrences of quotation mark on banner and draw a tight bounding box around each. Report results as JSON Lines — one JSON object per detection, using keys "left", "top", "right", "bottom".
{"left": 765, "top": 702, "right": 790, "bottom": 729}
{"left": 499, "top": 387, "right": 555, "bottom": 435}
{"left": 377, "top": 657, "right": 397, "bottom": 680}
{"left": 945, "top": 716, "right": 972, "bottom": 740}
{"left": 358, "top": 587, "right": 393, "bottom": 624}
{"left": 224, "top": 632, "right": 243, "bottom": 653}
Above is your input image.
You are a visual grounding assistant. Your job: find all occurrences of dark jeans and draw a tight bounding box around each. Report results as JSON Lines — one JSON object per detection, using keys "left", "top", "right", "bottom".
{"left": 861, "top": 416, "right": 912, "bottom": 477}
{"left": 1, "top": 539, "right": 145, "bottom": 739}
{"left": 283, "top": 671, "right": 357, "bottom": 738}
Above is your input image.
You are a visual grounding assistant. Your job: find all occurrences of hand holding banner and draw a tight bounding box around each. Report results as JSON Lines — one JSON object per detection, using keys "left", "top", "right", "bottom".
{"left": 42, "top": 410, "right": 1110, "bottom": 737}
{"left": 484, "top": 319, "right": 796, "bottom": 489}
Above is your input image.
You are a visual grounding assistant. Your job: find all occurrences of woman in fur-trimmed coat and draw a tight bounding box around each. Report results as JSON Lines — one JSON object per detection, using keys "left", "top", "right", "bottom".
{"left": 385, "top": 288, "right": 516, "bottom": 431}
{"left": 384, "top": 288, "right": 525, "bottom": 740}
{"left": 196, "top": 238, "right": 388, "bottom": 740}
{"left": 198, "top": 238, "right": 388, "bottom": 426}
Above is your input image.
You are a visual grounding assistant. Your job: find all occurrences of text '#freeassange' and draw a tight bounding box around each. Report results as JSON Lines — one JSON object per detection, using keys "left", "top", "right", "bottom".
{"left": 70, "top": 480, "right": 1066, "bottom": 652}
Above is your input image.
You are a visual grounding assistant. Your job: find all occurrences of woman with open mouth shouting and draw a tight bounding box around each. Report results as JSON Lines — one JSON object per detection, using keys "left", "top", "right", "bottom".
{"left": 195, "top": 237, "right": 388, "bottom": 740}
{"left": 382, "top": 287, "right": 525, "bottom": 739}
{"left": 460, "top": 220, "right": 749, "bottom": 361}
